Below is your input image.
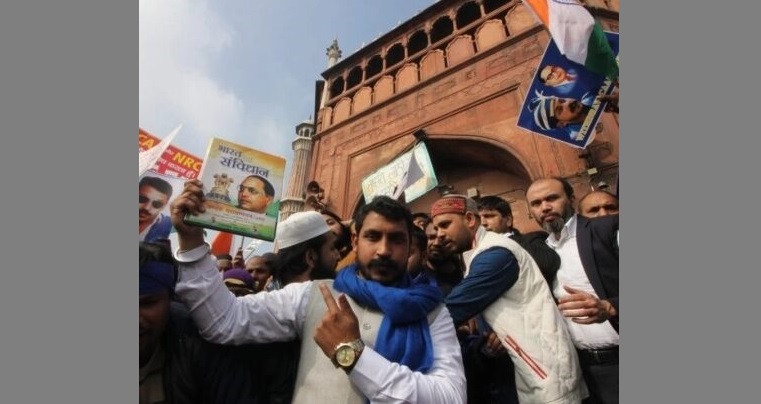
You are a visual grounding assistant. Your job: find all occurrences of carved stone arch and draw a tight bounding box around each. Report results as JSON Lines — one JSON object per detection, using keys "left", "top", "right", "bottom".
{"left": 474, "top": 19, "right": 507, "bottom": 52}
{"left": 373, "top": 75, "right": 395, "bottom": 104}
{"left": 420, "top": 49, "right": 446, "bottom": 81}
{"left": 352, "top": 87, "right": 373, "bottom": 114}
{"left": 333, "top": 97, "right": 352, "bottom": 124}
{"left": 446, "top": 35, "right": 476, "bottom": 67}
{"left": 505, "top": 4, "right": 536, "bottom": 36}
{"left": 320, "top": 106, "right": 333, "bottom": 129}
{"left": 395, "top": 63, "right": 420, "bottom": 92}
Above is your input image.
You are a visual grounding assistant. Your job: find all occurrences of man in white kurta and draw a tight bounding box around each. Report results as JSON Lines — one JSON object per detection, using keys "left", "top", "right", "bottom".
{"left": 170, "top": 180, "right": 466, "bottom": 404}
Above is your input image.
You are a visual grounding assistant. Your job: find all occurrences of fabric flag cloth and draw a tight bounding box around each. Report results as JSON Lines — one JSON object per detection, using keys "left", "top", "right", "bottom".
{"left": 522, "top": 0, "right": 618, "bottom": 80}
{"left": 138, "top": 124, "right": 182, "bottom": 177}
{"left": 391, "top": 150, "right": 426, "bottom": 200}
{"left": 210, "top": 231, "right": 234, "bottom": 257}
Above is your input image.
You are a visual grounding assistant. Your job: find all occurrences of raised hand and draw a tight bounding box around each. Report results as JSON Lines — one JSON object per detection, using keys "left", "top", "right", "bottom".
{"left": 313, "top": 282, "right": 361, "bottom": 359}
{"left": 169, "top": 179, "right": 207, "bottom": 249}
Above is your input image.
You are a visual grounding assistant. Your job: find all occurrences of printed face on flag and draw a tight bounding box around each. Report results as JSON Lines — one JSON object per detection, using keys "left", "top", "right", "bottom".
{"left": 517, "top": 31, "right": 619, "bottom": 149}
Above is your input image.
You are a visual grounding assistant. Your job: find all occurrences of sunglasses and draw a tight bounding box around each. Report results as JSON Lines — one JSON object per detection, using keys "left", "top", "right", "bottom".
{"left": 140, "top": 195, "right": 166, "bottom": 209}
{"left": 238, "top": 185, "right": 262, "bottom": 195}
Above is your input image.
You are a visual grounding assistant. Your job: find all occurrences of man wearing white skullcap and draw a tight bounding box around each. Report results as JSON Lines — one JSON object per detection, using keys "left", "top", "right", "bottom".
{"left": 272, "top": 211, "right": 341, "bottom": 285}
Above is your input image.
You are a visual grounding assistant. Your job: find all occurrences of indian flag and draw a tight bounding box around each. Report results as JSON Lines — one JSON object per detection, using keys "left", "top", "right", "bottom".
{"left": 523, "top": 0, "right": 618, "bottom": 80}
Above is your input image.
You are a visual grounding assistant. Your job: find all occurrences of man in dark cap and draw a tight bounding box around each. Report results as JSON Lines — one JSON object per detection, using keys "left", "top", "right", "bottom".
{"left": 139, "top": 241, "right": 253, "bottom": 403}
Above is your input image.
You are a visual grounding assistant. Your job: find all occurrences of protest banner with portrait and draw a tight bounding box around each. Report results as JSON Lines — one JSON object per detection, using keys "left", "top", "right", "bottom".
{"left": 517, "top": 31, "right": 619, "bottom": 149}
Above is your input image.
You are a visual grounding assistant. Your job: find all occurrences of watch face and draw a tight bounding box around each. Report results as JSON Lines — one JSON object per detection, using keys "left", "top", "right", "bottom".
{"left": 336, "top": 345, "right": 356, "bottom": 367}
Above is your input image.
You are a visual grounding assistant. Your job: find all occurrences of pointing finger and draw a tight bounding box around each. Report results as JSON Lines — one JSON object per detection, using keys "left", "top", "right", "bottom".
{"left": 337, "top": 294, "right": 356, "bottom": 315}
{"left": 318, "top": 282, "right": 339, "bottom": 313}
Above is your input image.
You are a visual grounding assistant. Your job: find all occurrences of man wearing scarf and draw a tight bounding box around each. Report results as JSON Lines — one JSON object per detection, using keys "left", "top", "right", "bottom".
{"left": 169, "top": 179, "right": 466, "bottom": 404}
{"left": 432, "top": 195, "right": 588, "bottom": 404}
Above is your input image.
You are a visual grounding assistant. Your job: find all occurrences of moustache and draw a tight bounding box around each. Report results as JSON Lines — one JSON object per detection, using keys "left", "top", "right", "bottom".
{"left": 367, "top": 258, "right": 398, "bottom": 271}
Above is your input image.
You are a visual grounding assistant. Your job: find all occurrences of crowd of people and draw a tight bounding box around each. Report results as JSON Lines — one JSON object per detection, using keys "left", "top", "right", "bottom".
{"left": 140, "top": 167, "right": 619, "bottom": 403}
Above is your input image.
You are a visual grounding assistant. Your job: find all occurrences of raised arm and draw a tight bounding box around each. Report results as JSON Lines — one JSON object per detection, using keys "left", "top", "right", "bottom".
{"left": 170, "top": 179, "right": 309, "bottom": 345}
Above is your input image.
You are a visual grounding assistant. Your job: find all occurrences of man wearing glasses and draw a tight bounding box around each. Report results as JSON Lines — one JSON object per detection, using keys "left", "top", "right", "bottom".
{"left": 139, "top": 176, "right": 174, "bottom": 242}
{"left": 237, "top": 174, "right": 275, "bottom": 214}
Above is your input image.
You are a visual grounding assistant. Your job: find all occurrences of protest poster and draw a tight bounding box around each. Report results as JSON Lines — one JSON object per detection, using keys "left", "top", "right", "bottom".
{"left": 517, "top": 31, "right": 619, "bottom": 149}
{"left": 184, "top": 137, "right": 286, "bottom": 242}
{"left": 139, "top": 127, "right": 203, "bottom": 179}
{"left": 139, "top": 127, "right": 203, "bottom": 243}
{"left": 361, "top": 142, "right": 438, "bottom": 204}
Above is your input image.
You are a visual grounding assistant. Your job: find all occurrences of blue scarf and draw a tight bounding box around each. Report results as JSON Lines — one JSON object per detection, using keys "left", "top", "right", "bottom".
{"left": 333, "top": 264, "right": 443, "bottom": 372}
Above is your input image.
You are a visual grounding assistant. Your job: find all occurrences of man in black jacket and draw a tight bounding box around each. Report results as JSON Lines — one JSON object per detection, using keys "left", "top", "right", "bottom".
{"left": 139, "top": 241, "right": 254, "bottom": 404}
{"left": 526, "top": 178, "right": 619, "bottom": 404}
{"left": 477, "top": 195, "right": 560, "bottom": 285}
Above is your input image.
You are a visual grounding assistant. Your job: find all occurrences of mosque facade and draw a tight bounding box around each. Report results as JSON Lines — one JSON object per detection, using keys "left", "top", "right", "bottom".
{"left": 282, "top": 0, "right": 619, "bottom": 230}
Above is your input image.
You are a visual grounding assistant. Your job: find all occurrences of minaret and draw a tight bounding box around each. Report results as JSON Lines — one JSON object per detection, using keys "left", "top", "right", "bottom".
{"left": 319, "top": 39, "right": 343, "bottom": 109}
{"left": 278, "top": 117, "right": 316, "bottom": 221}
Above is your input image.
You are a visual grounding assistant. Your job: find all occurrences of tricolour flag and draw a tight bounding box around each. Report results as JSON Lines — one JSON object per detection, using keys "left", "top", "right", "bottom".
{"left": 522, "top": 0, "right": 618, "bottom": 80}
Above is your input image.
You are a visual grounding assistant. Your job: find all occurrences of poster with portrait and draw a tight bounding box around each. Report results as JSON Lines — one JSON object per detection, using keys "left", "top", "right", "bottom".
{"left": 139, "top": 128, "right": 204, "bottom": 243}
{"left": 184, "top": 137, "right": 286, "bottom": 242}
{"left": 517, "top": 31, "right": 619, "bottom": 149}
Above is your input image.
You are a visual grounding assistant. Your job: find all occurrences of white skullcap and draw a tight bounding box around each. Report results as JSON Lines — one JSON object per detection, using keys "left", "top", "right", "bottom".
{"left": 274, "top": 211, "right": 330, "bottom": 250}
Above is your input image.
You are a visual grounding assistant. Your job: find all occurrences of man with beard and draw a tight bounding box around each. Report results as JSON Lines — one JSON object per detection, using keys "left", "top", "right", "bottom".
{"left": 432, "top": 194, "right": 586, "bottom": 404}
{"left": 244, "top": 210, "right": 340, "bottom": 404}
{"left": 526, "top": 178, "right": 619, "bottom": 404}
{"left": 168, "top": 181, "right": 466, "bottom": 404}
{"left": 272, "top": 211, "right": 341, "bottom": 284}
{"left": 477, "top": 195, "right": 560, "bottom": 286}
{"left": 423, "top": 221, "right": 464, "bottom": 297}
{"left": 139, "top": 176, "right": 173, "bottom": 242}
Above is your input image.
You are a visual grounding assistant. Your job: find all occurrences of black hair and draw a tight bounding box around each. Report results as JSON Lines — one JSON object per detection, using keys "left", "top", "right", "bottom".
{"left": 476, "top": 195, "right": 512, "bottom": 217}
{"left": 412, "top": 212, "right": 431, "bottom": 221}
{"left": 410, "top": 225, "right": 428, "bottom": 253}
{"left": 320, "top": 209, "right": 352, "bottom": 253}
{"left": 259, "top": 252, "right": 278, "bottom": 267}
{"left": 354, "top": 195, "right": 414, "bottom": 237}
{"left": 241, "top": 175, "right": 275, "bottom": 197}
{"left": 140, "top": 176, "right": 173, "bottom": 199}
{"left": 274, "top": 233, "right": 330, "bottom": 285}
{"left": 215, "top": 254, "right": 233, "bottom": 261}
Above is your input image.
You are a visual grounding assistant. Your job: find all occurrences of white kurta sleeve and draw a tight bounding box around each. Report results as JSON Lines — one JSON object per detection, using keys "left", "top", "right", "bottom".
{"left": 348, "top": 306, "right": 467, "bottom": 404}
{"left": 173, "top": 244, "right": 311, "bottom": 345}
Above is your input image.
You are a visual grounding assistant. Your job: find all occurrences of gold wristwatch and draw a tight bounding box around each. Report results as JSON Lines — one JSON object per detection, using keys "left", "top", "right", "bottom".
{"left": 332, "top": 339, "right": 365, "bottom": 372}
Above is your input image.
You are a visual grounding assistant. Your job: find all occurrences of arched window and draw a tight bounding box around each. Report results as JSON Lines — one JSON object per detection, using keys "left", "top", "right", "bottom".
{"left": 385, "top": 43, "right": 405, "bottom": 68}
{"left": 407, "top": 30, "right": 429, "bottom": 56}
{"left": 456, "top": 2, "right": 481, "bottom": 29}
{"left": 329, "top": 77, "right": 345, "bottom": 99}
{"left": 346, "top": 66, "right": 363, "bottom": 90}
{"left": 430, "top": 16, "right": 454, "bottom": 44}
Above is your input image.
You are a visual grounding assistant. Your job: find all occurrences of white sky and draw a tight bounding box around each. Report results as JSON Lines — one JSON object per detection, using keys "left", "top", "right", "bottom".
{"left": 140, "top": 0, "right": 437, "bottom": 253}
